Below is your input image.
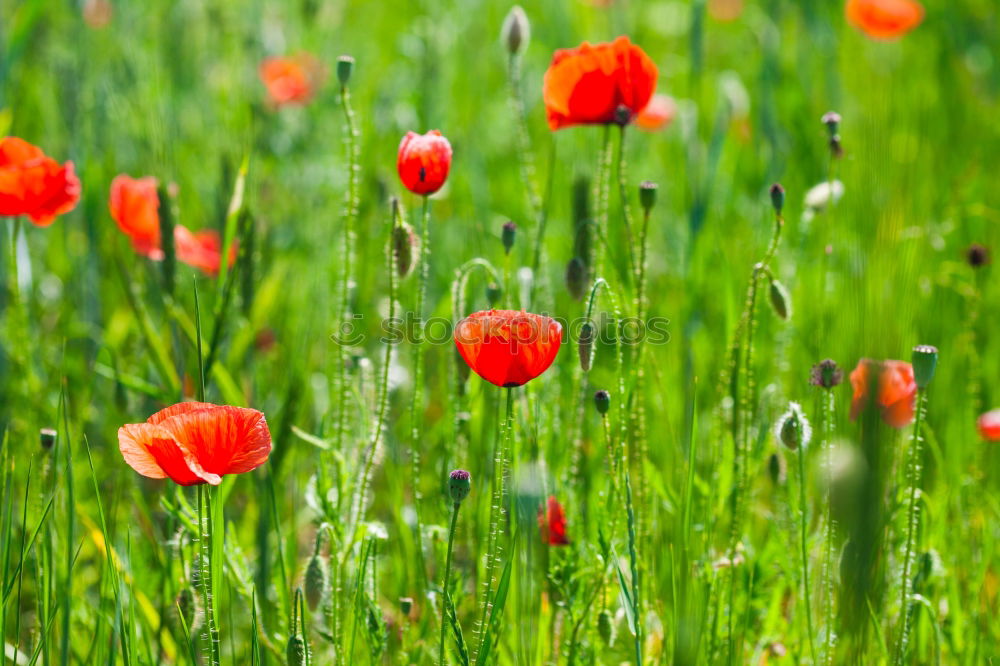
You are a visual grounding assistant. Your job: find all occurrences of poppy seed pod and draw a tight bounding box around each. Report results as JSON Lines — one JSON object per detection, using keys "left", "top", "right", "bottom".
{"left": 911, "top": 345, "right": 938, "bottom": 390}
{"left": 578, "top": 321, "right": 595, "bottom": 371}
{"left": 594, "top": 389, "right": 611, "bottom": 415}
{"left": 392, "top": 221, "right": 419, "bottom": 278}
{"left": 502, "top": 221, "right": 517, "bottom": 254}
{"left": 776, "top": 402, "right": 812, "bottom": 451}
{"left": 501, "top": 6, "right": 530, "bottom": 55}
{"left": 304, "top": 553, "right": 328, "bottom": 611}
{"left": 639, "top": 181, "right": 658, "bottom": 213}
{"left": 39, "top": 428, "right": 57, "bottom": 450}
{"left": 448, "top": 469, "right": 471, "bottom": 504}
{"left": 768, "top": 278, "right": 791, "bottom": 320}
{"left": 566, "top": 257, "right": 587, "bottom": 301}
{"left": 336, "top": 55, "right": 354, "bottom": 85}
{"left": 769, "top": 183, "right": 785, "bottom": 215}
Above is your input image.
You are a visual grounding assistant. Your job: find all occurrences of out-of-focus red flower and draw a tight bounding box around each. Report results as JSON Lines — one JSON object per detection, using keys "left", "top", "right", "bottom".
{"left": 542, "top": 36, "right": 658, "bottom": 131}
{"left": 846, "top": 0, "right": 923, "bottom": 39}
{"left": 708, "top": 0, "right": 744, "bottom": 21}
{"left": 397, "top": 130, "right": 452, "bottom": 195}
{"left": 977, "top": 410, "right": 1000, "bottom": 441}
{"left": 636, "top": 93, "right": 676, "bottom": 131}
{"left": 0, "top": 137, "right": 80, "bottom": 226}
{"left": 82, "top": 0, "right": 113, "bottom": 28}
{"left": 109, "top": 174, "right": 236, "bottom": 276}
{"left": 454, "top": 310, "right": 562, "bottom": 388}
{"left": 259, "top": 54, "right": 323, "bottom": 107}
{"left": 539, "top": 496, "right": 569, "bottom": 546}
{"left": 118, "top": 402, "right": 271, "bottom": 486}
{"left": 849, "top": 359, "right": 916, "bottom": 428}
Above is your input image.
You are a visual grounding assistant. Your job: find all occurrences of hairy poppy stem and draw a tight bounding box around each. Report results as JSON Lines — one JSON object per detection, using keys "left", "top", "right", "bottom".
{"left": 615, "top": 125, "right": 638, "bottom": 282}
{"left": 439, "top": 501, "right": 461, "bottom": 665}
{"left": 197, "top": 484, "right": 221, "bottom": 665}
{"left": 409, "top": 195, "right": 431, "bottom": 591}
{"left": 624, "top": 469, "right": 642, "bottom": 666}
{"left": 821, "top": 389, "right": 838, "bottom": 664}
{"left": 593, "top": 126, "right": 613, "bottom": 283}
{"left": 797, "top": 444, "right": 818, "bottom": 664}
{"left": 894, "top": 390, "right": 927, "bottom": 665}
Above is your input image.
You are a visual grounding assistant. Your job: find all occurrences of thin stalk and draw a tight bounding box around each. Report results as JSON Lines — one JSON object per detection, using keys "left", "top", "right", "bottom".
{"left": 409, "top": 195, "right": 431, "bottom": 589}
{"left": 592, "top": 127, "right": 613, "bottom": 283}
{"left": 439, "top": 502, "right": 461, "bottom": 665}
{"left": 615, "top": 124, "right": 637, "bottom": 281}
{"left": 797, "top": 446, "right": 817, "bottom": 664}
{"left": 894, "top": 391, "right": 927, "bottom": 665}
{"left": 822, "top": 389, "right": 837, "bottom": 665}
{"left": 624, "top": 470, "right": 642, "bottom": 666}
{"left": 198, "top": 484, "right": 221, "bottom": 665}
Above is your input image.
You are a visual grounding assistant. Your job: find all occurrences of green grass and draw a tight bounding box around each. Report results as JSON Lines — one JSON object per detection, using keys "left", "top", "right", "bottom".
{"left": 2, "top": 0, "right": 1000, "bottom": 663}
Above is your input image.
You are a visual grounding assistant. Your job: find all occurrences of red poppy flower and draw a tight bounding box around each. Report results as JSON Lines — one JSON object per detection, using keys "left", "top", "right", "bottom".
{"left": 259, "top": 54, "right": 324, "bottom": 107}
{"left": 846, "top": 0, "right": 923, "bottom": 39}
{"left": 542, "top": 36, "right": 658, "bottom": 131}
{"left": 454, "top": 310, "right": 562, "bottom": 388}
{"left": 109, "top": 174, "right": 236, "bottom": 276}
{"left": 397, "top": 130, "right": 452, "bottom": 195}
{"left": 636, "top": 93, "right": 676, "bottom": 131}
{"left": 0, "top": 137, "right": 81, "bottom": 226}
{"left": 977, "top": 410, "right": 1000, "bottom": 442}
{"left": 118, "top": 402, "right": 271, "bottom": 486}
{"left": 849, "top": 359, "right": 916, "bottom": 428}
{"left": 539, "top": 496, "right": 569, "bottom": 546}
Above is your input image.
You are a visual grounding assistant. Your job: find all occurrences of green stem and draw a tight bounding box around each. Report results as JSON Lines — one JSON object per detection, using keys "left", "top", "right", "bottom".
{"left": 593, "top": 127, "right": 613, "bottom": 283}
{"left": 198, "top": 484, "right": 221, "bottom": 665}
{"left": 616, "top": 124, "right": 637, "bottom": 282}
{"left": 410, "top": 195, "right": 431, "bottom": 590}
{"left": 624, "top": 470, "right": 642, "bottom": 666}
{"left": 439, "top": 502, "right": 461, "bottom": 665}
{"left": 822, "top": 390, "right": 837, "bottom": 665}
{"left": 894, "top": 391, "right": 927, "bottom": 665}
{"left": 797, "top": 446, "right": 817, "bottom": 664}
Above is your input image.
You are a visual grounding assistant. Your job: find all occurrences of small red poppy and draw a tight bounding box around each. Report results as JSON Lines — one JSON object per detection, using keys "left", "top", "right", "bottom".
{"left": 849, "top": 359, "right": 916, "bottom": 429}
{"left": 109, "top": 174, "right": 236, "bottom": 276}
{"left": 846, "top": 0, "right": 923, "bottom": 39}
{"left": 0, "top": 137, "right": 81, "bottom": 226}
{"left": 118, "top": 402, "right": 271, "bottom": 486}
{"left": 539, "top": 496, "right": 569, "bottom": 546}
{"left": 454, "top": 310, "right": 562, "bottom": 388}
{"left": 635, "top": 93, "right": 676, "bottom": 131}
{"left": 259, "top": 54, "right": 323, "bottom": 107}
{"left": 542, "top": 36, "right": 658, "bottom": 131}
{"left": 977, "top": 410, "right": 1000, "bottom": 442}
{"left": 397, "top": 130, "right": 452, "bottom": 195}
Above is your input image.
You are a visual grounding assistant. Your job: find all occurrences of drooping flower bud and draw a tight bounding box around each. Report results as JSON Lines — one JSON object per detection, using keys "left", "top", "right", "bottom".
{"left": 578, "top": 321, "right": 595, "bottom": 371}
{"left": 565, "top": 257, "right": 587, "bottom": 301}
{"left": 776, "top": 402, "right": 811, "bottom": 451}
{"left": 304, "top": 552, "right": 328, "bottom": 611}
{"left": 501, "top": 221, "right": 517, "bottom": 254}
{"left": 597, "top": 608, "right": 616, "bottom": 646}
{"left": 336, "top": 55, "right": 354, "bottom": 86}
{"left": 810, "top": 359, "right": 843, "bottom": 389}
{"left": 448, "top": 469, "right": 471, "bottom": 504}
{"left": 639, "top": 181, "right": 658, "bottom": 213}
{"left": 911, "top": 345, "right": 938, "bottom": 390}
{"left": 175, "top": 586, "right": 203, "bottom": 634}
{"left": 501, "top": 6, "right": 530, "bottom": 55}
{"left": 286, "top": 634, "right": 307, "bottom": 666}
{"left": 594, "top": 389, "right": 611, "bottom": 415}
{"left": 768, "top": 278, "right": 791, "bottom": 320}
{"left": 39, "top": 428, "right": 57, "bottom": 450}
{"left": 400, "top": 597, "right": 414, "bottom": 616}
{"left": 769, "top": 183, "right": 785, "bottom": 215}
{"left": 392, "top": 221, "right": 419, "bottom": 278}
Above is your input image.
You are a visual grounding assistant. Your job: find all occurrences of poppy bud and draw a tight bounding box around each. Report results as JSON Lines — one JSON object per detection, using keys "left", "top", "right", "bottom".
{"left": 392, "top": 221, "right": 419, "bottom": 278}
{"left": 39, "top": 428, "right": 57, "bottom": 450}
{"left": 768, "top": 451, "right": 787, "bottom": 486}
{"left": 501, "top": 5, "right": 530, "bottom": 55}
{"left": 286, "top": 635, "right": 307, "bottom": 666}
{"left": 966, "top": 243, "right": 989, "bottom": 268}
{"left": 911, "top": 345, "right": 938, "bottom": 390}
{"left": 337, "top": 55, "right": 354, "bottom": 86}
{"left": 769, "top": 183, "right": 785, "bottom": 215}
{"left": 776, "top": 402, "right": 811, "bottom": 451}
{"left": 565, "top": 257, "right": 587, "bottom": 301}
{"left": 175, "top": 586, "right": 202, "bottom": 633}
{"left": 397, "top": 130, "right": 452, "bottom": 196}
{"left": 502, "top": 221, "right": 517, "bottom": 254}
{"left": 597, "top": 608, "right": 616, "bottom": 646}
{"left": 594, "top": 389, "right": 611, "bottom": 415}
{"left": 578, "top": 321, "right": 595, "bottom": 371}
{"left": 639, "top": 181, "right": 658, "bottom": 213}
{"left": 810, "top": 359, "right": 843, "bottom": 389}
{"left": 304, "top": 552, "right": 328, "bottom": 611}
{"left": 448, "top": 469, "right": 471, "bottom": 504}
{"left": 486, "top": 282, "right": 502, "bottom": 304}
{"left": 768, "top": 278, "right": 791, "bottom": 320}
{"left": 400, "top": 597, "right": 413, "bottom": 616}
{"left": 821, "top": 111, "right": 840, "bottom": 137}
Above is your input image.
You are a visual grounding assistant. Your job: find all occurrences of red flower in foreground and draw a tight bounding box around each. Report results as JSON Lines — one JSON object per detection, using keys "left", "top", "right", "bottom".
{"left": 542, "top": 36, "right": 658, "bottom": 131}
{"left": 259, "top": 54, "right": 323, "bottom": 107}
{"left": 539, "top": 496, "right": 569, "bottom": 546}
{"left": 454, "top": 310, "right": 562, "bottom": 388}
{"left": 0, "top": 137, "right": 80, "bottom": 226}
{"left": 397, "top": 130, "right": 452, "bottom": 195}
{"left": 977, "top": 410, "right": 1000, "bottom": 442}
{"left": 636, "top": 93, "right": 676, "bottom": 131}
{"left": 118, "top": 402, "right": 271, "bottom": 486}
{"left": 846, "top": 0, "right": 923, "bottom": 39}
{"left": 849, "top": 359, "right": 916, "bottom": 428}
{"left": 109, "top": 174, "right": 235, "bottom": 275}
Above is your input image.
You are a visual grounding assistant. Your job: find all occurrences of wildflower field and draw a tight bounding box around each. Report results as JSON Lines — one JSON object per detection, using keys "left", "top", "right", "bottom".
{"left": 1, "top": 0, "right": 999, "bottom": 663}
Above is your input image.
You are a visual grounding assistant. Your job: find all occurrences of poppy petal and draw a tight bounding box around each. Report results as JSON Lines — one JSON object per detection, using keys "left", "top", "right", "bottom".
{"left": 156, "top": 405, "right": 272, "bottom": 478}
{"left": 118, "top": 423, "right": 219, "bottom": 485}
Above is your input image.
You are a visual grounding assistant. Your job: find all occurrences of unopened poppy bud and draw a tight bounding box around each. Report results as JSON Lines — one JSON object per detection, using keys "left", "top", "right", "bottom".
{"left": 810, "top": 359, "right": 843, "bottom": 389}
{"left": 448, "top": 469, "right": 471, "bottom": 504}
{"left": 400, "top": 597, "right": 413, "bottom": 616}
{"left": 175, "top": 586, "right": 202, "bottom": 633}
{"left": 966, "top": 243, "right": 989, "bottom": 268}
{"left": 768, "top": 278, "right": 791, "bottom": 320}
{"left": 639, "top": 181, "right": 658, "bottom": 213}
{"left": 501, "top": 5, "right": 530, "bottom": 55}
{"left": 597, "top": 608, "right": 615, "bottom": 646}
{"left": 821, "top": 111, "right": 841, "bottom": 137}
{"left": 565, "top": 257, "right": 587, "bottom": 301}
{"left": 304, "top": 553, "right": 328, "bottom": 611}
{"left": 578, "top": 321, "right": 595, "bottom": 371}
{"left": 911, "top": 345, "right": 938, "bottom": 390}
{"left": 776, "top": 402, "right": 811, "bottom": 451}
{"left": 502, "top": 221, "right": 516, "bottom": 254}
{"left": 594, "top": 389, "right": 611, "bottom": 415}
{"left": 392, "top": 221, "right": 419, "bottom": 278}
{"left": 769, "top": 183, "right": 785, "bottom": 215}
{"left": 39, "top": 428, "right": 57, "bottom": 450}
{"left": 768, "top": 452, "right": 787, "bottom": 486}
{"left": 485, "top": 282, "right": 502, "bottom": 304}
{"left": 336, "top": 55, "right": 354, "bottom": 86}
{"left": 286, "top": 635, "right": 307, "bottom": 666}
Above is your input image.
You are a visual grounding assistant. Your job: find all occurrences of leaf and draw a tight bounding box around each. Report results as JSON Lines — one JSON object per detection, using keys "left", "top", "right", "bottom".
{"left": 445, "top": 590, "right": 470, "bottom": 666}
{"left": 616, "top": 558, "right": 637, "bottom": 635}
